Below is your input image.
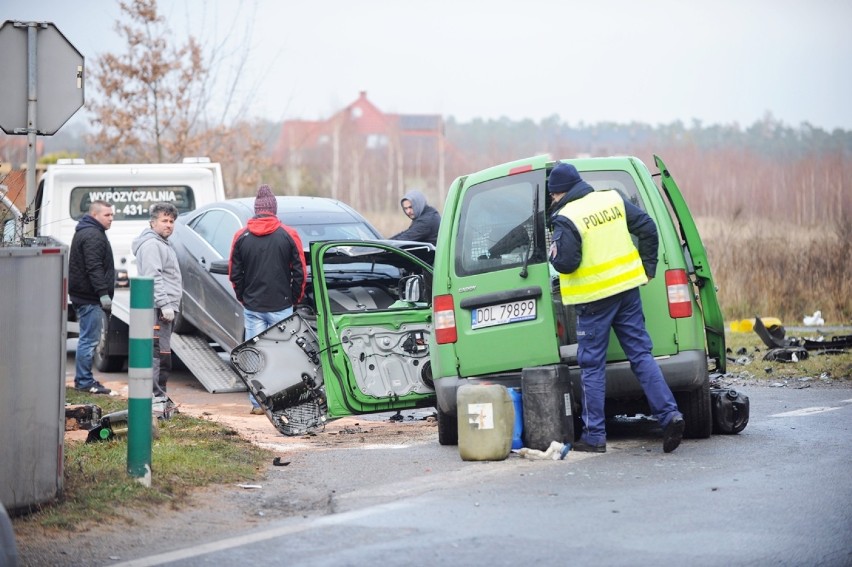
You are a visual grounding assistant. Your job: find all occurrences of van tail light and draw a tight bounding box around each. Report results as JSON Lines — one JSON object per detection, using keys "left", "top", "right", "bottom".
{"left": 434, "top": 294, "right": 458, "bottom": 344}
{"left": 665, "top": 269, "right": 693, "bottom": 318}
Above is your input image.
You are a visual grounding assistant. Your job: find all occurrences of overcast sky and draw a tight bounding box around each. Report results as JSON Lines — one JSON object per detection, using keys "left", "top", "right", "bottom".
{"left": 4, "top": 0, "right": 852, "bottom": 131}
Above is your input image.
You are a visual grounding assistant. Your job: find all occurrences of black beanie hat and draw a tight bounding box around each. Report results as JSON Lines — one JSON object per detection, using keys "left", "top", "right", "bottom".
{"left": 547, "top": 163, "right": 582, "bottom": 194}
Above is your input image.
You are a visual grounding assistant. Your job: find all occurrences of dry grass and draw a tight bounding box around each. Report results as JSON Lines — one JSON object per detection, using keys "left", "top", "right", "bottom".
{"left": 691, "top": 217, "right": 851, "bottom": 325}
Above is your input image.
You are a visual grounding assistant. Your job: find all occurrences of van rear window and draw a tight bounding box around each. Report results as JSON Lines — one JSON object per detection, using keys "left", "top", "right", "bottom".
{"left": 70, "top": 186, "right": 196, "bottom": 220}
{"left": 455, "top": 171, "right": 547, "bottom": 277}
{"left": 580, "top": 170, "right": 645, "bottom": 210}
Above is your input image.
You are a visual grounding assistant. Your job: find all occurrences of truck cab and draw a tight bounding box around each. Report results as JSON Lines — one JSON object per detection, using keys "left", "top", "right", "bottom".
{"left": 32, "top": 157, "right": 225, "bottom": 284}
{"left": 6, "top": 158, "right": 227, "bottom": 373}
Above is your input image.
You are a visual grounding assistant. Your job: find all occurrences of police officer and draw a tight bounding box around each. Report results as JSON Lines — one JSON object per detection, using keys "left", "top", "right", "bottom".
{"left": 548, "top": 162, "right": 685, "bottom": 453}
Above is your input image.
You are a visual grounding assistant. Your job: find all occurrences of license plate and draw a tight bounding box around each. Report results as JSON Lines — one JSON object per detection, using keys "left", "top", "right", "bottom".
{"left": 471, "top": 299, "right": 536, "bottom": 329}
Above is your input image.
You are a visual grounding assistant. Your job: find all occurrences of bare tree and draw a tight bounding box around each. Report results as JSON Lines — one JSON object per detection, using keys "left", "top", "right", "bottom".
{"left": 85, "top": 0, "right": 272, "bottom": 188}
{"left": 87, "top": 0, "right": 206, "bottom": 163}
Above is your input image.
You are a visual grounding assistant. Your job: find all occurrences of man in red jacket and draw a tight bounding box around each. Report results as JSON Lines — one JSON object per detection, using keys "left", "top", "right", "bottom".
{"left": 229, "top": 185, "right": 307, "bottom": 414}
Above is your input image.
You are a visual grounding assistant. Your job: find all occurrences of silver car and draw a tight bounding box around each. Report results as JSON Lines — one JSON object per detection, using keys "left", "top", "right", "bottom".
{"left": 170, "top": 195, "right": 432, "bottom": 352}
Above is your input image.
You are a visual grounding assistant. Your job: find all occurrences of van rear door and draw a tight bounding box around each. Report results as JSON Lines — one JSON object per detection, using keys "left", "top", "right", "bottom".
{"left": 654, "top": 155, "right": 726, "bottom": 372}
{"left": 440, "top": 159, "right": 560, "bottom": 377}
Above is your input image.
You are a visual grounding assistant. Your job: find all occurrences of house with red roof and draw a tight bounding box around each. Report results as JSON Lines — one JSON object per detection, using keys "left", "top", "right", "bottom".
{"left": 272, "top": 91, "right": 446, "bottom": 212}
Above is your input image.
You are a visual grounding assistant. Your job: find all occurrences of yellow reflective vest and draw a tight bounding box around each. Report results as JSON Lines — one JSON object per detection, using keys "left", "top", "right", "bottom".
{"left": 556, "top": 190, "right": 648, "bottom": 305}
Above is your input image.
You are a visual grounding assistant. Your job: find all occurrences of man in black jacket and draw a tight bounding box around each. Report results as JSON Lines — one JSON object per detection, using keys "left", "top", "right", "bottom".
{"left": 68, "top": 200, "right": 115, "bottom": 394}
{"left": 229, "top": 185, "right": 307, "bottom": 414}
{"left": 390, "top": 189, "right": 441, "bottom": 245}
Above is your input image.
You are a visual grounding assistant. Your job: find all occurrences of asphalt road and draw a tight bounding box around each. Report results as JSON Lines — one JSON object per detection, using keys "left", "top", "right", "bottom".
{"left": 108, "top": 386, "right": 852, "bottom": 567}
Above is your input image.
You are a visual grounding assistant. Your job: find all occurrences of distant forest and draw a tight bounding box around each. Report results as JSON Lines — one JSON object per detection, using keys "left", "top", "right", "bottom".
{"left": 441, "top": 115, "right": 851, "bottom": 227}
{"left": 10, "top": 113, "right": 852, "bottom": 226}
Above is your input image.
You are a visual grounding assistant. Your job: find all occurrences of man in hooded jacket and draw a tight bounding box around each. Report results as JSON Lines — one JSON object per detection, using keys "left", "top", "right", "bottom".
{"left": 229, "top": 185, "right": 307, "bottom": 413}
{"left": 390, "top": 189, "right": 441, "bottom": 245}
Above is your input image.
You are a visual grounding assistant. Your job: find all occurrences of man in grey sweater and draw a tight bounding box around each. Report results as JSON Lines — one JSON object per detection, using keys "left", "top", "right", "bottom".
{"left": 132, "top": 202, "right": 182, "bottom": 418}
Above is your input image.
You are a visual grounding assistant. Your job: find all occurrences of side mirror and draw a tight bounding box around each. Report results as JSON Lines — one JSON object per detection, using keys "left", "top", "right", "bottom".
{"left": 209, "top": 259, "right": 229, "bottom": 275}
{"left": 399, "top": 274, "right": 428, "bottom": 304}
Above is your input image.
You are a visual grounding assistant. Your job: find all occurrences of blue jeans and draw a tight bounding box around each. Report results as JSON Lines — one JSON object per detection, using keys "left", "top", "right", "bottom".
{"left": 74, "top": 303, "right": 104, "bottom": 389}
{"left": 244, "top": 307, "right": 293, "bottom": 407}
{"left": 575, "top": 288, "right": 681, "bottom": 445}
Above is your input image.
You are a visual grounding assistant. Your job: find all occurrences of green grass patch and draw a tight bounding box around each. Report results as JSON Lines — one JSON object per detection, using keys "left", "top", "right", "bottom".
{"left": 18, "top": 389, "right": 271, "bottom": 531}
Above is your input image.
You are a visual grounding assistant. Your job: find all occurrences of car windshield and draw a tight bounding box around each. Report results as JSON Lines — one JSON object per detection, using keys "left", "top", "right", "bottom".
{"left": 318, "top": 244, "right": 432, "bottom": 313}
{"left": 184, "top": 209, "right": 381, "bottom": 260}
{"left": 291, "top": 222, "right": 378, "bottom": 246}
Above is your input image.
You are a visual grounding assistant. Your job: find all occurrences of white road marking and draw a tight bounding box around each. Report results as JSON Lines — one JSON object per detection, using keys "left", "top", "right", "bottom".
{"left": 108, "top": 500, "right": 410, "bottom": 567}
{"left": 770, "top": 406, "right": 844, "bottom": 418}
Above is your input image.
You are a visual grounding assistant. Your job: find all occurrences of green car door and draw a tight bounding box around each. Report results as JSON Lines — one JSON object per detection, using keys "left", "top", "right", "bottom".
{"left": 310, "top": 241, "right": 437, "bottom": 418}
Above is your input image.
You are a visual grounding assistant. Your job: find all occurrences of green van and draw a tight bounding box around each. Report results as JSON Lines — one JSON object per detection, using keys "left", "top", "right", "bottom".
{"left": 429, "top": 154, "right": 726, "bottom": 445}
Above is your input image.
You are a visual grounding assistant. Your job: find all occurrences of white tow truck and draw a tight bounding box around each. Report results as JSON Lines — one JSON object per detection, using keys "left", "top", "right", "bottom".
{"left": 4, "top": 158, "right": 246, "bottom": 393}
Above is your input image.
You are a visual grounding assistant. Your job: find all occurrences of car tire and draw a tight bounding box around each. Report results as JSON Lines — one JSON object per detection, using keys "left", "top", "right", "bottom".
{"left": 675, "top": 374, "right": 713, "bottom": 439}
{"left": 93, "top": 311, "right": 125, "bottom": 373}
{"left": 437, "top": 404, "right": 458, "bottom": 446}
{"left": 172, "top": 307, "right": 194, "bottom": 334}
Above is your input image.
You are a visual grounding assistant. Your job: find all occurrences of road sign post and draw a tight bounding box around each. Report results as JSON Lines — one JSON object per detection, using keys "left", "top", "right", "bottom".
{"left": 0, "top": 20, "right": 84, "bottom": 236}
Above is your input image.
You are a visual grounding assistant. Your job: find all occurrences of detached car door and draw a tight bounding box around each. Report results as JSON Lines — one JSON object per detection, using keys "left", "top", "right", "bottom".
{"left": 311, "top": 240, "right": 436, "bottom": 418}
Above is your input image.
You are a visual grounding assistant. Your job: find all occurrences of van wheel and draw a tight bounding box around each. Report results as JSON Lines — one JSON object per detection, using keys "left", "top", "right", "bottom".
{"left": 94, "top": 312, "right": 125, "bottom": 372}
{"left": 675, "top": 376, "right": 712, "bottom": 439}
{"left": 437, "top": 405, "right": 458, "bottom": 446}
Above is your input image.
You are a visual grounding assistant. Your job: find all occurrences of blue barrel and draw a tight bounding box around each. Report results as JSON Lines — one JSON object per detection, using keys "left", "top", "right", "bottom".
{"left": 508, "top": 387, "right": 524, "bottom": 450}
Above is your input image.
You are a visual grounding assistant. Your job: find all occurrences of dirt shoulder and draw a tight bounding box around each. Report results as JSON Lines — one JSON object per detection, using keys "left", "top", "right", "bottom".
{"left": 13, "top": 367, "right": 438, "bottom": 567}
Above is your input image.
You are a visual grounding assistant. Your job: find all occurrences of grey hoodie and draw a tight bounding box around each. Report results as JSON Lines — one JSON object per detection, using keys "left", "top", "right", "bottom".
{"left": 390, "top": 189, "right": 441, "bottom": 245}
{"left": 131, "top": 228, "right": 183, "bottom": 311}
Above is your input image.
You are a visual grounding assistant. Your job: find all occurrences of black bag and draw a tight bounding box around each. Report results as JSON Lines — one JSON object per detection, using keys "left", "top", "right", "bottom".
{"left": 710, "top": 388, "right": 749, "bottom": 434}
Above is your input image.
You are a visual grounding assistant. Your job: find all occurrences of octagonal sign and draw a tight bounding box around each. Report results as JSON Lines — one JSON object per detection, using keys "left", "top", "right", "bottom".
{"left": 0, "top": 20, "right": 85, "bottom": 135}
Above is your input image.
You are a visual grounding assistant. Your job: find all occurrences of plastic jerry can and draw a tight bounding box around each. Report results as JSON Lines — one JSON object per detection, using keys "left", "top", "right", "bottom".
{"left": 457, "top": 384, "right": 514, "bottom": 461}
{"left": 522, "top": 364, "right": 574, "bottom": 451}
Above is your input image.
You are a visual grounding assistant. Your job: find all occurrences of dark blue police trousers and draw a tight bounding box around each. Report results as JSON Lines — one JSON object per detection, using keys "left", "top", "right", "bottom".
{"left": 575, "top": 287, "right": 681, "bottom": 445}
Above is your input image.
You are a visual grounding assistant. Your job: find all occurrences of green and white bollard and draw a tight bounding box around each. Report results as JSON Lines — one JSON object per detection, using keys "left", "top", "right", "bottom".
{"left": 127, "top": 277, "right": 154, "bottom": 486}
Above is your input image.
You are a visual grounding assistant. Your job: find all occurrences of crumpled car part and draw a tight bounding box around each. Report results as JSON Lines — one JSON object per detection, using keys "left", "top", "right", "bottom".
{"left": 753, "top": 317, "right": 852, "bottom": 352}
{"left": 763, "top": 347, "right": 809, "bottom": 363}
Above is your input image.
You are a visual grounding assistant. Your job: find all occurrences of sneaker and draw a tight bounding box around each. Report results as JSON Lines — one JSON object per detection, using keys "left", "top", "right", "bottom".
{"left": 250, "top": 407, "right": 265, "bottom": 415}
{"left": 572, "top": 440, "right": 607, "bottom": 453}
{"left": 663, "top": 415, "right": 685, "bottom": 453}
{"left": 76, "top": 382, "right": 112, "bottom": 395}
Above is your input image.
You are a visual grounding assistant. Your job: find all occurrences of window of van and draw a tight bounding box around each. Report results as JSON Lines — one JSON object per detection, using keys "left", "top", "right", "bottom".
{"left": 581, "top": 170, "right": 645, "bottom": 210}
{"left": 455, "top": 171, "right": 547, "bottom": 277}
{"left": 70, "top": 186, "right": 196, "bottom": 221}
